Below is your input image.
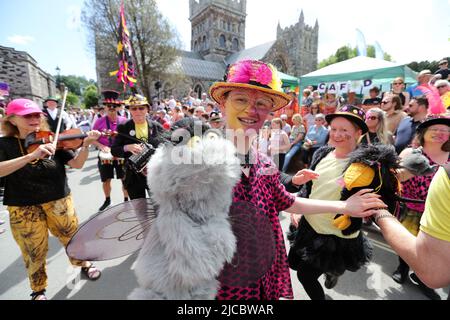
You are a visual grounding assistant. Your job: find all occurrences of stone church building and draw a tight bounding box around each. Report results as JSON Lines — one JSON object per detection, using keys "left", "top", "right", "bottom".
{"left": 0, "top": 45, "right": 57, "bottom": 103}
{"left": 98, "top": 0, "right": 319, "bottom": 100}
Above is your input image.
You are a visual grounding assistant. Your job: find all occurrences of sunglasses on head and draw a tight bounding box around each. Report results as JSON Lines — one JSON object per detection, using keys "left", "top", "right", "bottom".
{"left": 21, "top": 113, "right": 41, "bottom": 119}
{"left": 130, "top": 106, "right": 147, "bottom": 111}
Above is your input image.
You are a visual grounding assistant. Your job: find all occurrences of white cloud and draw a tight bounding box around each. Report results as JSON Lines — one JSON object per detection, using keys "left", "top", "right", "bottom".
{"left": 67, "top": 5, "right": 81, "bottom": 31}
{"left": 7, "top": 35, "right": 35, "bottom": 45}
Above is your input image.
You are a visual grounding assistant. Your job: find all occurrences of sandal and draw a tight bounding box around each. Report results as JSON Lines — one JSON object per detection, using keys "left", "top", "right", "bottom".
{"left": 81, "top": 263, "right": 101, "bottom": 281}
{"left": 30, "top": 290, "right": 47, "bottom": 300}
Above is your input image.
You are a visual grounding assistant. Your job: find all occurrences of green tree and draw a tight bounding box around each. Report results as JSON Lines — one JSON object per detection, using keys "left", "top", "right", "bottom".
{"left": 83, "top": 85, "right": 100, "bottom": 109}
{"left": 319, "top": 45, "right": 392, "bottom": 69}
{"left": 66, "top": 92, "right": 80, "bottom": 107}
{"left": 56, "top": 75, "right": 97, "bottom": 96}
{"left": 82, "top": 0, "right": 181, "bottom": 99}
{"left": 407, "top": 60, "right": 440, "bottom": 73}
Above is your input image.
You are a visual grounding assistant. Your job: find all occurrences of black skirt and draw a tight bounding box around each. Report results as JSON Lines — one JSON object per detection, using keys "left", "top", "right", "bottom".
{"left": 288, "top": 217, "right": 373, "bottom": 276}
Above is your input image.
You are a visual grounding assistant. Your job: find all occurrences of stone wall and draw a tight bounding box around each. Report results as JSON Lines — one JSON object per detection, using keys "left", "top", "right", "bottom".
{"left": 0, "top": 45, "right": 56, "bottom": 104}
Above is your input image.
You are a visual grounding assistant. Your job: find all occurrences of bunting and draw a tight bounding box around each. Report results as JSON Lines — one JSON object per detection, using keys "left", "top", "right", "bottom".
{"left": 110, "top": 0, "right": 137, "bottom": 89}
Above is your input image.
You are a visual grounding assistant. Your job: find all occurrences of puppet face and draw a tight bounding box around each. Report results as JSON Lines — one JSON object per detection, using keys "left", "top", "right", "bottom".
{"left": 343, "top": 162, "right": 375, "bottom": 191}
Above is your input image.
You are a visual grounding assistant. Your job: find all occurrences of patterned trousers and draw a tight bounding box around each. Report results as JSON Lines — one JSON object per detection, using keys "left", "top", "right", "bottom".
{"left": 8, "top": 194, "right": 83, "bottom": 292}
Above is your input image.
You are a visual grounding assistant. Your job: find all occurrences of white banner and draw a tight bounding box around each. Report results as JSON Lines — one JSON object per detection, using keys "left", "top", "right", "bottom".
{"left": 317, "top": 79, "right": 374, "bottom": 95}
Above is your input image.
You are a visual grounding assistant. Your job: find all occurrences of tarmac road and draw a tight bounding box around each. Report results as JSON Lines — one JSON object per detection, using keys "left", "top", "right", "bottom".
{"left": 0, "top": 149, "right": 448, "bottom": 300}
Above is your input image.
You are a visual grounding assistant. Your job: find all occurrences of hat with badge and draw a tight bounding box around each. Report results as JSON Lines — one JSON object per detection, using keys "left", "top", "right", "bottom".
{"left": 124, "top": 94, "right": 150, "bottom": 109}
{"left": 325, "top": 105, "right": 368, "bottom": 134}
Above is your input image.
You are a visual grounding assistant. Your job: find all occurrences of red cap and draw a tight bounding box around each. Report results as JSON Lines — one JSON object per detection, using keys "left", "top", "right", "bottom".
{"left": 6, "top": 99, "right": 43, "bottom": 116}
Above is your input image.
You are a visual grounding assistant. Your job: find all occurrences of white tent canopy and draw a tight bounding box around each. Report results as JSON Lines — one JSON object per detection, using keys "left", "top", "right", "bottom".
{"left": 300, "top": 56, "right": 418, "bottom": 89}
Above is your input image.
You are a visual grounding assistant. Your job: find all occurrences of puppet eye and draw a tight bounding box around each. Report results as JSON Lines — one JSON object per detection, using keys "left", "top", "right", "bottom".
{"left": 204, "top": 131, "right": 220, "bottom": 141}
{"left": 187, "top": 136, "right": 202, "bottom": 149}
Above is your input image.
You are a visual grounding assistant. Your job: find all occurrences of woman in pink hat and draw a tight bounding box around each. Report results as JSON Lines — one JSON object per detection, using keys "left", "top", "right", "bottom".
{"left": 209, "top": 60, "right": 386, "bottom": 300}
{"left": 0, "top": 99, "right": 102, "bottom": 300}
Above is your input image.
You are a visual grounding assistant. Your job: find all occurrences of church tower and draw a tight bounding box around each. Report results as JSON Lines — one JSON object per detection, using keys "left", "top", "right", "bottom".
{"left": 277, "top": 10, "right": 319, "bottom": 77}
{"left": 189, "top": 0, "right": 247, "bottom": 62}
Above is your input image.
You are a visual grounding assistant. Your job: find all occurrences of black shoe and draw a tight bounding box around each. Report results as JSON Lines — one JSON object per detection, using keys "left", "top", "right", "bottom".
{"left": 392, "top": 267, "right": 409, "bottom": 284}
{"left": 30, "top": 289, "right": 47, "bottom": 300}
{"left": 98, "top": 198, "right": 111, "bottom": 211}
{"left": 324, "top": 273, "right": 339, "bottom": 289}
{"left": 410, "top": 273, "right": 441, "bottom": 300}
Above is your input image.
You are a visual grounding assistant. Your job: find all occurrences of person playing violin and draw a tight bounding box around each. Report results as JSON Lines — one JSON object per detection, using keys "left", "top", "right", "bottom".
{"left": 0, "top": 99, "right": 102, "bottom": 300}
{"left": 91, "top": 90, "right": 129, "bottom": 211}
{"left": 111, "top": 94, "right": 166, "bottom": 200}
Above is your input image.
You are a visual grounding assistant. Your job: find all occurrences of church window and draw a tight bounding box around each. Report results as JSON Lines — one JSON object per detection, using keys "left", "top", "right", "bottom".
{"left": 194, "top": 84, "right": 203, "bottom": 98}
{"left": 232, "top": 38, "right": 239, "bottom": 51}
{"left": 219, "top": 34, "right": 226, "bottom": 48}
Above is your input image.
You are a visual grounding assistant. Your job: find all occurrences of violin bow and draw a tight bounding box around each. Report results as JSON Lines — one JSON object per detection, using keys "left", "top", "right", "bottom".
{"left": 50, "top": 86, "right": 68, "bottom": 159}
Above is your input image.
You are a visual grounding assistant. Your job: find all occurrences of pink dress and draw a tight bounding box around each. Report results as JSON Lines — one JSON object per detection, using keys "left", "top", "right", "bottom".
{"left": 216, "top": 152, "right": 295, "bottom": 300}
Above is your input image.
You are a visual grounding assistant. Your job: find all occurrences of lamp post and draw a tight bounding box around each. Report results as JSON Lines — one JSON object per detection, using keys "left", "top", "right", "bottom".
{"left": 55, "top": 66, "right": 61, "bottom": 88}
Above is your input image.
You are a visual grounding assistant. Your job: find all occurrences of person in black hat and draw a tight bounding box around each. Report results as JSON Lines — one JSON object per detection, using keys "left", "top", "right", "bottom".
{"left": 42, "top": 96, "right": 75, "bottom": 133}
{"left": 288, "top": 105, "right": 376, "bottom": 300}
{"left": 391, "top": 115, "right": 449, "bottom": 300}
{"left": 91, "top": 90, "right": 129, "bottom": 211}
{"left": 111, "top": 94, "right": 166, "bottom": 200}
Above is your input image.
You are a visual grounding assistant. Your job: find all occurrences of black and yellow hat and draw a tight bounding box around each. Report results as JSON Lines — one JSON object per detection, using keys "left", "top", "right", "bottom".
{"left": 325, "top": 105, "right": 368, "bottom": 134}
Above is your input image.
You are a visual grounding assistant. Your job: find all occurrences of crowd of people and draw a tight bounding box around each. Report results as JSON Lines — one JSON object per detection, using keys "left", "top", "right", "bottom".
{"left": 0, "top": 57, "right": 449, "bottom": 300}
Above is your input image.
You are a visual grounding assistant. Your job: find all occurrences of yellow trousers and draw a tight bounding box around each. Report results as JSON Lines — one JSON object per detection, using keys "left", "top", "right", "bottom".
{"left": 8, "top": 194, "right": 83, "bottom": 292}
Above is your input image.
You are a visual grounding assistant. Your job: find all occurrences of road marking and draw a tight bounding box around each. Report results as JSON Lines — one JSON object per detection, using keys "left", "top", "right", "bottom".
{"left": 370, "top": 238, "right": 396, "bottom": 254}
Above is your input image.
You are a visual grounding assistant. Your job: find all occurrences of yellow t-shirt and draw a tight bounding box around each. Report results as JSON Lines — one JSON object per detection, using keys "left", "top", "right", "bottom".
{"left": 420, "top": 167, "right": 450, "bottom": 242}
{"left": 304, "top": 152, "right": 359, "bottom": 239}
{"left": 135, "top": 122, "right": 148, "bottom": 141}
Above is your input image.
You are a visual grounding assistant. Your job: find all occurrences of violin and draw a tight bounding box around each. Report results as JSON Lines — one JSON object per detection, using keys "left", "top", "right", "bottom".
{"left": 24, "top": 129, "right": 117, "bottom": 153}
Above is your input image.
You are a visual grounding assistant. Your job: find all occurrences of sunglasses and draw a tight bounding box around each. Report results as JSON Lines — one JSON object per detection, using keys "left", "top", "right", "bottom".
{"left": 129, "top": 106, "right": 147, "bottom": 111}
{"left": 437, "top": 86, "right": 447, "bottom": 89}
{"left": 381, "top": 101, "right": 391, "bottom": 104}
{"left": 393, "top": 82, "right": 403, "bottom": 85}
{"left": 366, "top": 116, "right": 378, "bottom": 121}
{"left": 21, "top": 113, "right": 42, "bottom": 120}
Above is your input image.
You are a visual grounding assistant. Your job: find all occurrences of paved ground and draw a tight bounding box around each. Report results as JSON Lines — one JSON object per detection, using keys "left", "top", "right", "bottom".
{"left": 0, "top": 149, "right": 448, "bottom": 300}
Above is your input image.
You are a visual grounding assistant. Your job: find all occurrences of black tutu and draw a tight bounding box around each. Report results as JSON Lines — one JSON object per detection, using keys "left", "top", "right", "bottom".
{"left": 288, "top": 217, "right": 373, "bottom": 276}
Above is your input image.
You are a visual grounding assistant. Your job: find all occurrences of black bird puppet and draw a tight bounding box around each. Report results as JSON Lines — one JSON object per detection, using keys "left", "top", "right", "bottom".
{"left": 332, "top": 143, "right": 431, "bottom": 236}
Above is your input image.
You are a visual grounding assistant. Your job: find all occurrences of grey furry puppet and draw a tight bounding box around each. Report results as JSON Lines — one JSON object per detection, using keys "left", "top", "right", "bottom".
{"left": 129, "top": 120, "right": 242, "bottom": 300}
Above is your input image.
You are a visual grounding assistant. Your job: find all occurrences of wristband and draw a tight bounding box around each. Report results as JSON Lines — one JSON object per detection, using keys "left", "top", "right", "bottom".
{"left": 373, "top": 211, "right": 395, "bottom": 225}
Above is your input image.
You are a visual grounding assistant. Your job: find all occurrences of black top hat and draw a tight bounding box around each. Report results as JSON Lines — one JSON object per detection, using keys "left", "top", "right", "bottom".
{"left": 325, "top": 105, "right": 369, "bottom": 134}
{"left": 102, "top": 90, "right": 123, "bottom": 105}
{"left": 417, "top": 115, "right": 450, "bottom": 132}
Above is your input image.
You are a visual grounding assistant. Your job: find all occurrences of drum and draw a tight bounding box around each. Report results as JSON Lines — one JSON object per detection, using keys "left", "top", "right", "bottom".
{"left": 99, "top": 150, "right": 125, "bottom": 165}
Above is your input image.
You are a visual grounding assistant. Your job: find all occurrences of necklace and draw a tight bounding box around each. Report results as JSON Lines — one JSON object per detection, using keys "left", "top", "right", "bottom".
{"left": 17, "top": 138, "right": 40, "bottom": 165}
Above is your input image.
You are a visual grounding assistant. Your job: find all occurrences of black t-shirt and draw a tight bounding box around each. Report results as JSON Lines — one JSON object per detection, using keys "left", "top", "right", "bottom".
{"left": 0, "top": 137, "right": 74, "bottom": 206}
{"left": 435, "top": 68, "right": 450, "bottom": 80}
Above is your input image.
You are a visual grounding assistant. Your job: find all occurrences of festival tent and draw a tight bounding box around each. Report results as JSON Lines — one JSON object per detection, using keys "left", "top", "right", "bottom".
{"left": 279, "top": 71, "right": 300, "bottom": 88}
{"left": 299, "top": 56, "right": 417, "bottom": 89}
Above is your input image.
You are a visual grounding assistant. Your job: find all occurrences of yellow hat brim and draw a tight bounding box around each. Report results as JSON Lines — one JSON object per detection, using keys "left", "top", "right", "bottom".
{"left": 209, "top": 82, "right": 292, "bottom": 112}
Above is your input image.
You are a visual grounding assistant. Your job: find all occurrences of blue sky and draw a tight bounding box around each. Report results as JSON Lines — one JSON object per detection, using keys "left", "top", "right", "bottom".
{"left": 1, "top": 0, "right": 449, "bottom": 81}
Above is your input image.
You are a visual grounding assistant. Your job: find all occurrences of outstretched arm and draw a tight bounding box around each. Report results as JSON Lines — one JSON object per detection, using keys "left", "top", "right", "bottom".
{"left": 286, "top": 189, "right": 386, "bottom": 217}
{"left": 374, "top": 210, "right": 450, "bottom": 289}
